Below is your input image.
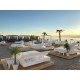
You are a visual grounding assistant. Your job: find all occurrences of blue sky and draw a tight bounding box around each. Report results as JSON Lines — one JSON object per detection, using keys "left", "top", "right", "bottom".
{"left": 0, "top": 10, "right": 80, "bottom": 36}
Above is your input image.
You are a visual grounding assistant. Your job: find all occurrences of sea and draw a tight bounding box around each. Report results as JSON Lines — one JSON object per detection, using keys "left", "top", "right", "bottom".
{"left": 44, "top": 36, "right": 80, "bottom": 43}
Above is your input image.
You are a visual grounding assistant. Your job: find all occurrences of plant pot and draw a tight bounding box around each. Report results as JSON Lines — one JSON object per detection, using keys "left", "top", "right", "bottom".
{"left": 12, "top": 64, "right": 19, "bottom": 70}
{"left": 66, "top": 52, "right": 69, "bottom": 56}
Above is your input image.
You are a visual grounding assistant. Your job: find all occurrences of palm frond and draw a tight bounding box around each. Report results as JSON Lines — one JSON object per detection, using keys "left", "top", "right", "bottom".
{"left": 42, "top": 32, "right": 47, "bottom": 36}
{"left": 56, "top": 29, "right": 63, "bottom": 33}
{"left": 11, "top": 47, "right": 20, "bottom": 55}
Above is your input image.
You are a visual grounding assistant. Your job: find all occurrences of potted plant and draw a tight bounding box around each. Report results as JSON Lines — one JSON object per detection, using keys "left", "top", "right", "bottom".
{"left": 64, "top": 42, "right": 70, "bottom": 56}
{"left": 77, "top": 41, "right": 80, "bottom": 47}
{"left": 11, "top": 47, "right": 20, "bottom": 70}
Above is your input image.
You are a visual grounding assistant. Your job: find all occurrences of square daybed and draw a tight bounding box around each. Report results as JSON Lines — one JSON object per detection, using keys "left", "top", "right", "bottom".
{"left": 17, "top": 51, "right": 52, "bottom": 67}
{"left": 49, "top": 46, "right": 80, "bottom": 59}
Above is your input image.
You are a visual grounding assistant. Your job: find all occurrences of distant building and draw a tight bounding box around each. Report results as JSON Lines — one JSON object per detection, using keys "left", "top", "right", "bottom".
{"left": 0, "top": 35, "right": 39, "bottom": 41}
{"left": 0, "top": 35, "right": 3, "bottom": 39}
{"left": 6, "top": 35, "right": 31, "bottom": 40}
{"left": 23, "top": 35, "right": 30, "bottom": 39}
{"left": 6, "top": 35, "right": 18, "bottom": 40}
{"left": 18, "top": 35, "right": 24, "bottom": 40}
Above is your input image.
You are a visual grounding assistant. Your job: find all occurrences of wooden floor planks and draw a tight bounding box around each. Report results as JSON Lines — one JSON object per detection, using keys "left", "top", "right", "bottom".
{"left": 1, "top": 60, "right": 54, "bottom": 70}
{"left": 49, "top": 51, "right": 80, "bottom": 59}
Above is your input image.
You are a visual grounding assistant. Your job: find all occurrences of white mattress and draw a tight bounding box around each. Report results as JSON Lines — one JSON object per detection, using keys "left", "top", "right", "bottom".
{"left": 55, "top": 41, "right": 65, "bottom": 44}
{"left": 19, "top": 56, "right": 50, "bottom": 67}
{"left": 17, "top": 50, "right": 50, "bottom": 59}
{"left": 15, "top": 41, "right": 24, "bottom": 44}
{"left": 32, "top": 43, "right": 45, "bottom": 49}
{"left": 44, "top": 42, "right": 52, "bottom": 47}
{"left": 25, "top": 41, "right": 33, "bottom": 46}
{"left": 11, "top": 43, "right": 26, "bottom": 47}
{"left": 32, "top": 43, "right": 54, "bottom": 50}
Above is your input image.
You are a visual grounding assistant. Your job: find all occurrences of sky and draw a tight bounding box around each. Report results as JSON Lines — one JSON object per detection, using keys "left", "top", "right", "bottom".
{"left": 0, "top": 10, "right": 80, "bottom": 36}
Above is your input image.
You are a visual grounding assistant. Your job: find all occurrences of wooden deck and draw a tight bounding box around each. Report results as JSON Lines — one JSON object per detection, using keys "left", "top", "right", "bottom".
{"left": 1, "top": 60, "right": 54, "bottom": 70}
{"left": 49, "top": 51, "right": 80, "bottom": 59}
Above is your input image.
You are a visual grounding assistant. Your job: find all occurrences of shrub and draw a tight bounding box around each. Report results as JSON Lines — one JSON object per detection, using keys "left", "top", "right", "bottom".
{"left": 64, "top": 42, "right": 70, "bottom": 53}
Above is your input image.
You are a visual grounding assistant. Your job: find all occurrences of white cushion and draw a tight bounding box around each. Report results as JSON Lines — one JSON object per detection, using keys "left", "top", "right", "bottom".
{"left": 19, "top": 56, "right": 50, "bottom": 67}
{"left": 55, "top": 41, "right": 65, "bottom": 44}
{"left": 16, "top": 50, "right": 50, "bottom": 59}
{"left": 44, "top": 42, "right": 52, "bottom": 47}
{"left": 11, "top": 43, "right": 25, "bottom": 47}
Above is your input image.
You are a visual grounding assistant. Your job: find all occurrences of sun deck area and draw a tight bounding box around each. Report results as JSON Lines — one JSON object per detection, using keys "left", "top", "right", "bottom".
{"left": 0, "top": 44, "right": 80, "bottom": 70}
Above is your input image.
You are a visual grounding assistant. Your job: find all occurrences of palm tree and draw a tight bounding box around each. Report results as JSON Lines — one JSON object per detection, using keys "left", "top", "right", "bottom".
{"left": 11, "top": 47, "right": 20, "bottom": 64}
{"left": 56, "top": 29, "right": 63, "bottom": 41}
{"left": 42, "top": 32, "right": 47, "bottom": 36}
{"left": 42, "top": 32, "right": 47, "bottom": 43}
